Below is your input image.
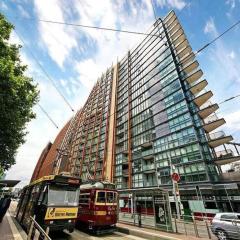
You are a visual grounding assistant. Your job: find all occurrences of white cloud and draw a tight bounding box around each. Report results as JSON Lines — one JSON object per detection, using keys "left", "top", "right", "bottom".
{"left": 33, "top": 0, "right": 78, "bottom": 68}
{"left": 0, "top": 1, "right": 8, "bottom": 10}
{"left": 17, "top": 4, "right": 30, "bottom": 18}
{"left": 156, "top": 0, "right": 186, "bottom": 10}
{"left": 204, "top": 17, "right": 217, "bottom": 35}
{"left": 228, "top": 50, "right": 236, "bottom": 59}
{"left": 224, "top": 110, "right": 240, "bottom": 132}
{"left": 203, "top": 17, "right": 240, "bottom": 84}
{"left": 226, "top": 0, "right": 236, "bottom": 9}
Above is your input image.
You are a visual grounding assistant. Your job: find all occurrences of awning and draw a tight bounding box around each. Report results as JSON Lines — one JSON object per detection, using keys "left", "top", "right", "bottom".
{"left": 0, "top": 180, "right": 20, "bottom": 188}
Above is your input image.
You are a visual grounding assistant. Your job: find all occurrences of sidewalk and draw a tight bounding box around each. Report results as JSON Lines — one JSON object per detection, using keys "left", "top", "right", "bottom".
{"left": 117, "top": 222, "right": 212, "bottom": 240}
{"left": 0, "top": 209, "right": 26, "bottom": 240}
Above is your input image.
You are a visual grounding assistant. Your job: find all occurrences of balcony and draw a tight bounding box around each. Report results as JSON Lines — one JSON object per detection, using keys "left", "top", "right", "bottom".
{"left": 141, "top": 141, "right": 153, "bottom": 148}
{"left": 142, "top": 164, "right": 156, "bottom": 173}
{"left": 189, "top": 79, "right": 208, "bottom": 95}
{"left": 175, "top": 38, "right": 189, "bottom": 53}
{"left": 164, "top": 14, "right": 177, "bottom": 28}
{"left": 208, "top": 131, "right": 233, "bottom": 148}
{"left": 177, "top": 45, "right": 192, "bottom": 59}
{"left": 171, "top": 27, "right": 184, "bottom": 42}
{"left": 219, "top": 171, "right": 240, "bottom": 182}
{"left": 181, "top": 61, "right": 199, "bottom": 76}
{"left": 203, "top": 114, "right": 226, "bottom": 133}
{"left": 198, "top": 103, "right": 219, "bottom": 119}
{"left": 164, "top": 10, "right": 175, "bottom": 25}
{"left": 193, "top": 90, "right": 213, "bottom": 107}
{"left": 168, "top": 22, "right": 181, "bottom": 36}
{"left": 183, "top": 69, "right": 203, "bottom": 84}
{"left": 122, "top": 169, "right": 129, "bottom": 177}
{"left": 214, "top": 149, "right": 240, "bottom": 165}
{"left": 172, "top": 32, "right": 186, "bottom": 47}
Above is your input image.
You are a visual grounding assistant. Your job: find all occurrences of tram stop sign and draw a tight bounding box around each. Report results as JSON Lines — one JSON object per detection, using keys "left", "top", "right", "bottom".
{"left": 171, "top": 173, "right": 180, "bottom": 182}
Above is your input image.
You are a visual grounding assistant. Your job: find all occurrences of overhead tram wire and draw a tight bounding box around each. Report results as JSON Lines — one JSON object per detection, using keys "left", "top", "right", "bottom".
{"left": 38, "top": 103, "right": 59, "bottom": 129}
{"left": 13, "top": 13, "right": 240, "bottom": 59}
{"left": 13, "top": 29, "right": 75, "bottom": 113}
{"left": 24, "top": 18, "right": 160, "bottom": 37}
{"left": 219, "top": 94, "right": 240, "bottom": 105}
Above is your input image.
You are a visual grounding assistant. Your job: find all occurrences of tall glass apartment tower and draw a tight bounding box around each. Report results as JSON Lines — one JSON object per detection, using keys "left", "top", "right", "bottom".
{"left": 114, "top": 10, "right": 233, "bottom": 190}
{"left": 32, "top": 10, "right": 240, "bottom": 212}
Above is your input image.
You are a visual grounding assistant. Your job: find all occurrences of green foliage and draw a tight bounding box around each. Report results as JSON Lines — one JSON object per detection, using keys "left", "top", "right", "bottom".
{"left": 0, "top": 14, "right": 39, "bottom": 171}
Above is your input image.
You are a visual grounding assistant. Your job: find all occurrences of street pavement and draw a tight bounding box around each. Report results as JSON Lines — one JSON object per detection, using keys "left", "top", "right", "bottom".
{"left": 8, "top": 201, "right": 148, "bottom": 240}
{"left": 50, "top": 229, "right": 148, "bottom": 240}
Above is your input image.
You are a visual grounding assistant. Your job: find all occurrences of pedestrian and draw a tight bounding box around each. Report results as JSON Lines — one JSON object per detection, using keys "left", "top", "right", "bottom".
{"left": 136, "top": 203, "right": 142, "bottom": 227}
{"left": 0, "top": 195, "right": 11, "bottom": 223}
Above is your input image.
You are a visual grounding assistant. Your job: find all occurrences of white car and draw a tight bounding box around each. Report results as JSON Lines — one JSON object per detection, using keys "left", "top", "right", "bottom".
{"left": 211, "top": 213, "right": 240, "bottom": 240}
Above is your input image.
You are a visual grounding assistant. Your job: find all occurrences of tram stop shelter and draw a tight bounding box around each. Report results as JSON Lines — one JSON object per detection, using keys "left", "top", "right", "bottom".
{"left": 118, "top": 187, "right": 172, "bottom": 231}
{"left": 0, "top": 180, "right": 20, "bottom": 198}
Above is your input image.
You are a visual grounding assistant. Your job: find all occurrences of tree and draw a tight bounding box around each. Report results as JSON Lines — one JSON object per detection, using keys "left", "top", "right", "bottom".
{"left": 0, "top": 14, "right": 39, "bottom": 171}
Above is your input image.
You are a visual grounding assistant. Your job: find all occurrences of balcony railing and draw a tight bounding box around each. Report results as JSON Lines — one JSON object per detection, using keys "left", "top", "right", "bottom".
{"left": 215, "top": 149, "right": 234, "bottom": 158}
{"left": 204, "top": 114, "right": 218, "bottom": 124}
{"left": 122, "top": 169, "right": 129, "bottom": 175}
{"left": 142, "top": 149, "right": 154, "bottom": 157}
{"left": 208, "top": 131, "right": 225, "bottom": 140}
{"left": 142, "top": 164, "right": 155, "bottom": 171}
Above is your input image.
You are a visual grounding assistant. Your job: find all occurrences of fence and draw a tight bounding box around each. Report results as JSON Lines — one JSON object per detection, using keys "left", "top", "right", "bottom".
{"left": 27, "top": 216, "right": 51, "bottom": 240}
{"left": 171, "top": 214, "right": 216, "bottom": 239}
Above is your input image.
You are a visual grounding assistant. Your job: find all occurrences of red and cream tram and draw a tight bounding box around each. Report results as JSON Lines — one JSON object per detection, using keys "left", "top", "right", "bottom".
{"left": 77, "top": 181, "right": 118, "bottom": 233}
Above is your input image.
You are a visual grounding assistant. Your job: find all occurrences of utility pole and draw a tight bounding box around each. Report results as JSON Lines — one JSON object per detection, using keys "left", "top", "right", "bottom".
{"left": 167, "top": 152, "right": 181, "bottom": 219}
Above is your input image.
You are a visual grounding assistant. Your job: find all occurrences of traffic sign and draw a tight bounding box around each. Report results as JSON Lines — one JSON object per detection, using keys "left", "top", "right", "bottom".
{"left": 171, "top": 172, "right": 180, "bottom": 182}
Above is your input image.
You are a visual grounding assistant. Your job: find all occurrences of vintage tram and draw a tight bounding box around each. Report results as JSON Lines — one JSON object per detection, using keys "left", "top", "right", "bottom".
{"left": 77, "top": 181, "right": 118, "bottom": 233}
{"left": 16, "top": 174, "right": 81, "bottom": 233}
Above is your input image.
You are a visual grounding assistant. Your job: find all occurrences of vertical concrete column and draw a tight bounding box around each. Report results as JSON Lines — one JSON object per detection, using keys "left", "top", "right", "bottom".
{"left": 105, "top": 63, "right": 118, "bottom": 182}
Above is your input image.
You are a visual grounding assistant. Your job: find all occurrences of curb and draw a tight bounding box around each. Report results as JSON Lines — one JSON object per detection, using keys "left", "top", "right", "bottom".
{"left": 117, "top": 226, "right": 183, "bottom": 240}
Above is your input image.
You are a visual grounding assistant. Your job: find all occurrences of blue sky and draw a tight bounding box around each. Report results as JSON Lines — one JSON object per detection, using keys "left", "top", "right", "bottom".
{"left": 1, "top": 0, "right": 240, "bottom": 186}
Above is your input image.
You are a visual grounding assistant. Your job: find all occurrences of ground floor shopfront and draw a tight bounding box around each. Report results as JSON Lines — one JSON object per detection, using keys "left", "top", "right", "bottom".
{"left": 167, "top": 182, "right": 240, "bottom": 217}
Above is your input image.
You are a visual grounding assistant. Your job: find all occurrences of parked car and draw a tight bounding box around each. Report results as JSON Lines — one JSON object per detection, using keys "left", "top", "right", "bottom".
{"left": 211, "top": 213, "right": 240, "bottom": 240}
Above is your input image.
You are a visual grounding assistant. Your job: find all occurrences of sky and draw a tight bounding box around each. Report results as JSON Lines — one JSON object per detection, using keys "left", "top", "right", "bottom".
{"left": 1, "top": 0, "right": 240, "bottom": 187}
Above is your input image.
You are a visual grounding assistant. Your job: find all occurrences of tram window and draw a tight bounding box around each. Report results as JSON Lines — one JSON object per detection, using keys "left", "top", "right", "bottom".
{"left": 79, "top": 193, "right": 90, "bottom": 204}
{"left": 38, "top": 185, "right": 47, "bottom": 205}
{"left": 48, "top": 186, "right": 79, "bottom": 206}
{"left": 106, "top": 192, "right": 114, "bottom": 203}
{"left": 97, "top": 191, "right": 106, "bottom": 203}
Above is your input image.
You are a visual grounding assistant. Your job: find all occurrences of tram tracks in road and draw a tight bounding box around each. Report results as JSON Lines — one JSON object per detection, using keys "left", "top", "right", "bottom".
{"left": 51, "top": 228, "right": 148, "bottom": 240}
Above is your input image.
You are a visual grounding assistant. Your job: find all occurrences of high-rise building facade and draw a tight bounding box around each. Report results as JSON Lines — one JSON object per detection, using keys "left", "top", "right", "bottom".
{"left": 32, "top": 11, "right": 240, "bottom": 212}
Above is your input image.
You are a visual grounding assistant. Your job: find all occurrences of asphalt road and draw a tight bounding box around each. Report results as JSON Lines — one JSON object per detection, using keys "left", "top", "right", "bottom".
{"left": 9, "top": 201, "right": 145, "bottom": 240}
{"left": 50, "top": 229, "right": 147, "bottom": 240}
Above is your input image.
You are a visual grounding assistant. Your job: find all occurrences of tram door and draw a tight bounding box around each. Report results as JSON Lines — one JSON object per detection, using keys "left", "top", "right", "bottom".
{"left": 154, "top": 196, "right": 168, "bottom": 226}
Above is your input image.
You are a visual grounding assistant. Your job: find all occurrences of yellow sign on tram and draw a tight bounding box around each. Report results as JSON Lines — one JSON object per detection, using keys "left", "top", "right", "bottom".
{"left": 45, "top": 207, "right": 78, "bottom": 220}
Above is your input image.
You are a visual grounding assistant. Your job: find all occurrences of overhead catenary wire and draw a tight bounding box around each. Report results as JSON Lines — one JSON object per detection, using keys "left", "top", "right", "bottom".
{"left": 219, "top": 94, "right": 240, "bottom": 105}
{"left": 21, "top": 17, "right": 160, "bottom": 37}
{"left": 13, "top": 29, "right": 75, "bottom": 112}
{"left": 38, "top": 103, "right": 59, "bottom": 129}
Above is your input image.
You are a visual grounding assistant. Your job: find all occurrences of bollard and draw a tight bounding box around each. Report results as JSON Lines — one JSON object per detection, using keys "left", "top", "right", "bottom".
{"left": 183, "top": 218, "right": 187, "bottom": 235}
{"left": 174, "top": 215, "right": 178, "bottom": 233}
{"left": 205, "top": 220, "right": 211, "bottom": 239}
{"left": 44, "top": 227, "right": 50, "bottom": 240}
{"left": 27, "top": 216, "right": 35, "bottom": 240}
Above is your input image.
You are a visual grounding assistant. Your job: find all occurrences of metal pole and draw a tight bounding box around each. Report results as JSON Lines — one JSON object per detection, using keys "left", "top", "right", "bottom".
{"left": 224, "top": 184, "right": 234, "bottom": 212}
{"left": 27, "top": 216, "right": 35, "bottom": 240}
{"left": 168, "top": 152, "right": 181, "bottom": 219}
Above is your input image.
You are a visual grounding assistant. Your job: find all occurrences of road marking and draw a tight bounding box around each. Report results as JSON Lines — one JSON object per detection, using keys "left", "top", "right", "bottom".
{"left": 115, "top": 231, "right": 148, "bottom": 240}
{"left": 6, "top": 212, "right": 24, "bottom": 240}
